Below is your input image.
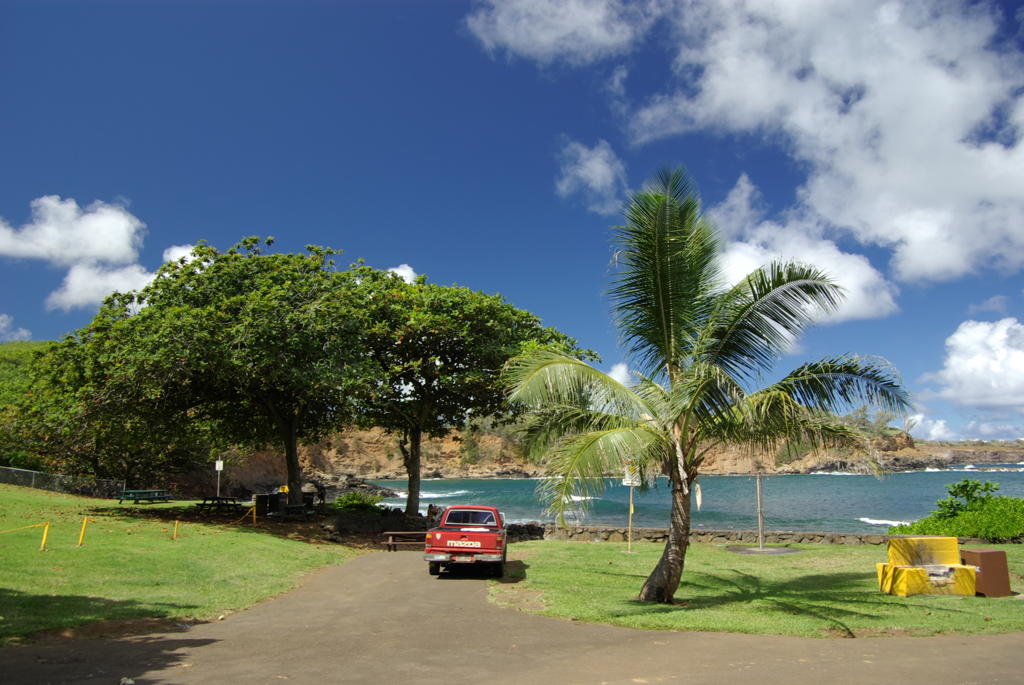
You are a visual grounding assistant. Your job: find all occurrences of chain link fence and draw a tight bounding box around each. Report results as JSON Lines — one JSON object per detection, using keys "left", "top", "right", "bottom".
{"left": 0, "top": 467, "right": 125, "bottom": 499}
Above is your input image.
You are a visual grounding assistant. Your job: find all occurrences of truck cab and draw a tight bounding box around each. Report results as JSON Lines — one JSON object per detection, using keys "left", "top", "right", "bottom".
{"left": 423, "top": 505, "right": 506, "bottom": 577}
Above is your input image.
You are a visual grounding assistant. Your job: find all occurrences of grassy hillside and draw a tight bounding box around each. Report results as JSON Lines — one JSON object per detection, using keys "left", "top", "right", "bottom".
{"left": 0, "top": 484, "right": 357, "bottom": 644}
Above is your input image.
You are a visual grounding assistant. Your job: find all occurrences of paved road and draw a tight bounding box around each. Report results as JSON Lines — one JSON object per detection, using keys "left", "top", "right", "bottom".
{"left": 4, "top": 552, "right": 1023, "bottom": 684}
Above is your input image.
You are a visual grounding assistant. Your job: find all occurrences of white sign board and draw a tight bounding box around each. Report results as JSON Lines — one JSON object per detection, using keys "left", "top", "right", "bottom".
{"left": 215, "top": 460, "right": 224, "bottom": 472}
{"left": 623, "top": 464, "right": 641, "bottom": 487}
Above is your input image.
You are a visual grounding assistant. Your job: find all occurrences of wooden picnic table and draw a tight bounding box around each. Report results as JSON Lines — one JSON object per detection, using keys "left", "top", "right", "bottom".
{"left": 281, "top": 503, "right": 313, "bottom": 521}
{"left": 118, "top": 489, "right": 170, "bottom": 504}
{"left": 380, "top": 531, "right": 427, "bottom": 552}
{"left": 195, "top": 496, "right": 242, "bottom": 514}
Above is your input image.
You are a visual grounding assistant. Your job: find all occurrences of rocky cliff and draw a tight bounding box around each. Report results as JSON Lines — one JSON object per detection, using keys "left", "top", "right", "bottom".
{"left": 194, "top": 426, "right": 1023, "bottom": 497}
{"left": 189, "top": 426, "right": 543, "bottom": 498}
{"left": 776, "top": 433, "right": 1024, "bottom": 474}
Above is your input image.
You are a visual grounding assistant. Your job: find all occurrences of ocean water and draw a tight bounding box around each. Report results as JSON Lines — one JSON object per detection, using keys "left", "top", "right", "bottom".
{"left": 372, "top": 466, "right": 1024, "bottom": 535}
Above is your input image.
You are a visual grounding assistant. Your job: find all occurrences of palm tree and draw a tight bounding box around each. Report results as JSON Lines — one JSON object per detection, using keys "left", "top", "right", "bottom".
{"left": 505, "top": 168, "right": 910, "bottom": 604}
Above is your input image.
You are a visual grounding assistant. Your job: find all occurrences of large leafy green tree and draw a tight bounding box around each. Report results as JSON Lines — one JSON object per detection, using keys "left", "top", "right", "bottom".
{"left": 38, "top": 237, "right": 378, "bottom": 502}
{"left": 0, "top": 341, "right": 52, "bottom": 469}
{"left": 505, "top": 168, "right": 910, "bottom": 603}
{"left": 0, "top": 341, "right": 50, "bottom": 408}
{"left": 353, "top": 267, "right": 592, "bottom": 514}
{"left": 6, "top": 372, "right": 211, "bottom": 485}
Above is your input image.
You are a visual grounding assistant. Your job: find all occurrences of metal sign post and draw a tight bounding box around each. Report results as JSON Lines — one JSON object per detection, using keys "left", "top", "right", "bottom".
{"left": 756, "top": 473, "right": 765, "bottom": 551}
{"left": 215, "top": 460, "right": 224, "bottom": 497}
{"left": 623, "top": 464, "right": 641, "bottom": 553}
{"left": 628, "top": 486, "right": 635, "bottom": 553}
{"left": 725, "top": 472, "right": 801, "bottom": 555}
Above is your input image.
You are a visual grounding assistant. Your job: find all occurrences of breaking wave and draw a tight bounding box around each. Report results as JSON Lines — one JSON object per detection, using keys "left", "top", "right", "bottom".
{"left": 859, "top": 517, "right": 910, "bottom": 527}
{"left": 391, "top": 489, "right": 471, "bottom": 499}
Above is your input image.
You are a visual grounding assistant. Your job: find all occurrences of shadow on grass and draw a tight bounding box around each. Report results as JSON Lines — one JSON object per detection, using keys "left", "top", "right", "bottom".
{"left": 612, "top": 569, "right": 977, "bottom": 638}
{"left": 498, "top": 560, "right": 529, "bottom": 584}
{"left": 436, "top": 560, "right": 529, "bottom": 584}
{"left": 84, "top": 503, "right": 333, "bottom": 544}
{"left": 0, "top": 587, "right": 198, "bottom": 641}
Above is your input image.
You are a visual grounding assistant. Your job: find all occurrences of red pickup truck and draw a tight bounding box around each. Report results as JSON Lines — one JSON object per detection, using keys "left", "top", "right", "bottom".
{"left": 423, "top": 505, "right": 507, "bottom": 578}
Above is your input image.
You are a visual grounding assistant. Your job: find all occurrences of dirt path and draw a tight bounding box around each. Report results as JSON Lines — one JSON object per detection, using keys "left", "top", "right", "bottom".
{"left": 3, "top": 552, "right": 1023, "bottom": 684}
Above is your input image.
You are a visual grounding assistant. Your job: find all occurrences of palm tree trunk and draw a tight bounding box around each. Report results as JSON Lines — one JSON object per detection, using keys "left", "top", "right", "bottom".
{"left": 637, "top": 482, "right": 692, "bottom": 603}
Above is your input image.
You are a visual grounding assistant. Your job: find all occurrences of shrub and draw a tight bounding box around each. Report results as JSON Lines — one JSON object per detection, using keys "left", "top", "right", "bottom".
{"left": 933, "top": 478, "right": 998, "bottom": 518}
{"left": 889, "top": 479, "right": 1024, "bottom": 541}
{"left": 332, "top": 490, "right": 383, "bottom": 514}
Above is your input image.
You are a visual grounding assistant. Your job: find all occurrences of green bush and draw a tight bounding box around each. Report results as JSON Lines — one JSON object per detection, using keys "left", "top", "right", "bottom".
{"left": 0, "top": 449, "right": 46, "bottom": 471}
{"left": 332, "top": 490, "right": 384, "bottom": 514}
{"left": 889, "top": 479, "right": 1024, "bottom": 541}
{"left": 933, "top": 478, "right": 998, "bottom": 518}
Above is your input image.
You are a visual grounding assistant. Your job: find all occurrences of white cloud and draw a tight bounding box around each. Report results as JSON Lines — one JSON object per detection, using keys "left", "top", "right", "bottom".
{"left": 44, "top": 263, "right": 155, "bottom": 312}
{"left": 624, "top": 1, "right": 1024, "bottom": 284}
{"left": 961, "top": 420, "right": 1024, "bottom": 441}
{"left": 920, "top": 317, "right": 1024, "bottom": 410}
{"left": 464, "top": 0, "right": 660, "bottom": 67}
{"left": 906, "top": 413, "right": 959, "bottom": 442}
{"left": 707, "top": 173, "right": 766, "bottom": 239}
{"left": 555, "top": 139, "right": 629, "bottom": 215}
{"left": 162, "top": 244, "right": 195, "bottom": 263}
{"left": 607, "top": 362, "right": 631, "bottom": 385}
{"left": 0, "top": 314, "right": 31, "bottom": 342}
{"left": 0, "top": 195, "right": 145, "bottom": 267}
{"left": 472, "top": 2, "right": 1024, "bottom": 286}
{"left": 388, "top": 264, "right": 418, "bottom": 283}
{"left": 0, "top": 197, "right": 193, "bottom": 311}
{"left": 968, "top": 295, "right": 1009, "bottom": 315}
{"left": 713, "top": 176, "right": 899, "bottom": 322}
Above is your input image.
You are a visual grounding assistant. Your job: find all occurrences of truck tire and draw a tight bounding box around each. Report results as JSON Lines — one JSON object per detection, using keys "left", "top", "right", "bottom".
{"left": 492, "top": 560, "right": 505, "bottom": 578}
{"left": 429, "top": 562, "right": 441, "bottom": 576}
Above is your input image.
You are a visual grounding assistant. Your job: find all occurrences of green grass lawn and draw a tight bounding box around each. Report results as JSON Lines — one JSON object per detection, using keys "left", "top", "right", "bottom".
{"left": 495, "top": 540, "right": 1024, "bottom": 638}
{"left": 0, "top": 484, "right": 357, "bottom": 643}
{"left": 7, "top": 483, "right": 1024, "bottom": 644}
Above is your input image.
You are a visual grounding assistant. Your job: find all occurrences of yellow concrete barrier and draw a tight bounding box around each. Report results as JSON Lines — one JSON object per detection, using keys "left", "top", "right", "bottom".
{"left": 878, "top": 537, "right": 976, "bottom": 597}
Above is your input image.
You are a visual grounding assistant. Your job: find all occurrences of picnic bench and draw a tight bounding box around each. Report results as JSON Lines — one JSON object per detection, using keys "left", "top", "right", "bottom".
{"left": 118, "top": 489, "right": 170, "bottom": 504}
{"left": 380, "top": 531, "right": 427, "bottom": 552}
{"left": 282, "top": 503, "right": 313, "bottom": 521}
{"left": 195, "top": 496, "right": 242, "bottom": 514}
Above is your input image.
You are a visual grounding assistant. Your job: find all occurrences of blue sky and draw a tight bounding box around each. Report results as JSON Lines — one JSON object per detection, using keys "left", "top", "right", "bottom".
{"left": 2, "top": 0, "right": 1024, "bottom": 441}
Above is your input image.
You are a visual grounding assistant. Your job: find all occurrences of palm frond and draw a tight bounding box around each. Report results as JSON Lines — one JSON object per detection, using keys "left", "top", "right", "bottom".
{"left": 702, "top": 260, "right": 845, "bottom": 383}
{"left": 518, "top": 404, "right": 644, "bottom": 462}
{"left": 536, "top": 425, "right": 666, "bottom": 525}
{"left": 609, "top": 167, "right": 724, "bottom": 381}
{"left": 699, "top": 390, "right": 869, "bottom": 465}
{"left": 768, "top": 354, "right": 912, "bottom": 416}
{"left": 505, "top": 348, "right": 649, "bottom": 419}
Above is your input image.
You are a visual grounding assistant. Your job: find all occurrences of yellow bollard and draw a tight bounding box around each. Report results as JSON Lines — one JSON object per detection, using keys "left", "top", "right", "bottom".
{"left": 40, "top": 522, "right": 50, "bottom": 551}
{"left": 77, "top": 517, "right": 90, "bottom": 547}
{"left": 173, "top": 520, "right": 179, "bottom": 539}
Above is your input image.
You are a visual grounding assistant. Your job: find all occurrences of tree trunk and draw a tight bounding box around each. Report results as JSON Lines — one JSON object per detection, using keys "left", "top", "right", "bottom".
{"left": 283, "top": 426, "right": 303, "bottom": 505}
{"left": 400, "top": 425, "right": 422, "bottom": 516}
{"left": 637, "top": 483, "right": 692, "bottom": 603}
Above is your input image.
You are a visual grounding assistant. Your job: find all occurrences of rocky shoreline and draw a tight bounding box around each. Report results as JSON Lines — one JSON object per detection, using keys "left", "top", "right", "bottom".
{"left": 319, "top": 516, "right": 1017, "bottom": 546}
{"left": 777, "top": 445, "right": 1024, "bottom": 475}
{"left": 187, "top": 426, "right": 1023, "bottom": 499}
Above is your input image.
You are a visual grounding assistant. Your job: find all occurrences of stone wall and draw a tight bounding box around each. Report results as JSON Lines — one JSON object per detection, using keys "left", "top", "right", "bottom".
{"left": 539, "top": 524, "right": 990, "bottom": 546}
